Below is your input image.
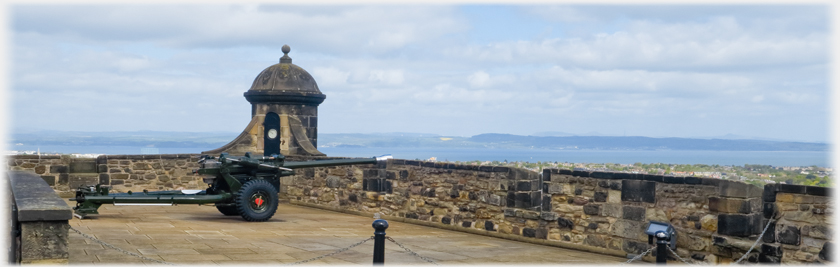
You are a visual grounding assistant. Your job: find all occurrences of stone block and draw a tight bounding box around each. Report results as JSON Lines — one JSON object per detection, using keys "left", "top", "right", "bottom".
{"left": 522, "top": 228, "right": 536, "bottom": 237}
{"left": 554, "top": 204, "right": 582, "bottom": 213}
{"left": 326, "top": 176, "right": 341, "bottom": 188}
{"left": 763, "top": 184, "right": 778, "bottom": 202}
{"left": 557, "top": 217, "right": 574, "bottom": 229}
{"left": 607, "top": 190, "right": 621, "bottom": 203}
{"left": 709, "top": 197, "right": 759, "bottom": 214}
{"left": 622, "top": 240, "right": 649, "bottom": 255}
{"left": 663, "top": 176, "right": 684, "bottom": 184}
{"left": 536, "top": 228, "right": 548, "bottom": 239}
{"left": 777, "top": 224, "right": 800, "bottom": 245}
{"left": 583, "top": 204, "right": 600, "bottom": 215}
{"left": 584, "top": 235, "right": 607, "bottom": 248}
{"left": 684, "top": 177, "right": 701, "bottom": 184}
{"left": 530, "top": 191, "right": 541, "bottom": 208}
{"left": 622, "top": 206, "right": 645, "bottom": 221}
{"left": 602, "top": 204, "right": 622, "bottom": 218}
{"left": 762, "top": 221, "right": 776, "bottom": 243}
{"left": 542, "top": 195, "right": 552, "bottom": 211}
{"left": 805, "top": 225, "right": 831, "bottom": 239}
{"left": 58, "top": 173, "right": 68, "bottom": 185}
{"left": 540, "top": 212, "right": 558, "bottom": 221}
{"left": 805, "top": 186, "right": 831, "bottom": 197}
{"left": 776, "top": 193, "right": 794, "bottom": 203}
{"left": 598, "top": 180, "right": 609, "bottom": 188}
{"left": 764, "top": 202, "right": 778, "bottom": 219}
{"left": 621, "top": 180, "right": 655, "bottom": 203}
{"left": 68, "top": 175, "right": 100, "bottom": 189}
{"left": 548, "top": 183, "right": 563, "bottom": 194}
{"left": 591, "top": 171, "right": 614, "bottom": 179}
{"left": 69, "top": 160, "right": 99, "bottom": 173}
{"left": 719, "top": 180, "right": 762, "bottom": 199}
{"left": 506, "top": 192, "right": 515, "bottom": 207}
{"left": 98, "top": 174, "right": 109, "bottom": 185}
{"left": 20, "top": 221, "right": 69, "bottom": 264}
{"left": 610, "top": 219, "right": 644, "bottom": 239}
{"left": 777, "top": 184, "right": 806, "bottom": 194}
{"left": 515, "top": 192, "right": 531, "bottom": 208}
{"left": 485, "top": 221, "right": 495, "bottom": 231}
{"left": 758, "top": 254, "right": 780, "bottom": 264}
{"left": 517, "top": 181, "right": 533, "bottom": 191}
{"left": 593, "top": 191, "right": 607, "bottom": 202}
{"left": 642, "top": 174, "right": 664, "bottom": 182}
{"left": 761, "top": 244, "right": 783, "bottom": 257}
{"left": 717, "top": 214, "right": 754, "bottom": 237}
{"left": 49, "top": 165, "right": 68, "bottom": 173}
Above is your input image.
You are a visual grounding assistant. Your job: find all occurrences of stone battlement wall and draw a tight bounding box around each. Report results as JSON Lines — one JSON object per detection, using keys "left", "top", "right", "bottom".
{"left": 281, "top": 159, "right": 833, "bottom": 264}
{"left": 4, "top": 155, "right": 832, "bottom": 264}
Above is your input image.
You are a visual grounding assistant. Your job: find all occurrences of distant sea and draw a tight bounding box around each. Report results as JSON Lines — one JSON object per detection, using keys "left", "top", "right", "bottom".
{"left": 6, "top": 145, "right": 831, "bottom": 167}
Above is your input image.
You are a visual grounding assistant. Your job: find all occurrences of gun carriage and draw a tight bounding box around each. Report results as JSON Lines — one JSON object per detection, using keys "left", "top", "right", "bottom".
{"left": 71, "top": 152, "right": 385, "bottom": 221}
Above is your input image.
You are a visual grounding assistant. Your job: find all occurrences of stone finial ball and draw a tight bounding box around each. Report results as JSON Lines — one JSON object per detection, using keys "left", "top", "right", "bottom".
{"left": 282, "top": 45, "right": 290, "bottom": 54}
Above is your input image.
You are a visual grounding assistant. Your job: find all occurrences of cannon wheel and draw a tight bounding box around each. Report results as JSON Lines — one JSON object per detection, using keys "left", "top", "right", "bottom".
{"left": 235, "top": 179, "right": 278, "bottom": 222}
{"left": 216, "top": 205, "right": 239, "bottom": 216}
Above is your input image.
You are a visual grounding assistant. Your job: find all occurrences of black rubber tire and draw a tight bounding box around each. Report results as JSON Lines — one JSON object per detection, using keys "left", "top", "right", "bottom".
{"left": 216, "top": 205, "right": 239, "bottom": 216}
{"left": 235, "top": 179, "right": 279, "bottom": 222}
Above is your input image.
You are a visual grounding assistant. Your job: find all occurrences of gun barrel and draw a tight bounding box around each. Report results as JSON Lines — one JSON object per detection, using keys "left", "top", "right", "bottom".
{"left": 283, "top": 158, "right": 378, "bottom": 169}
{"left": 227, "top": 158, "right": 293, "bottom": 171}
{"left": 79, "top": 193, "right": 232, "bottom": 205}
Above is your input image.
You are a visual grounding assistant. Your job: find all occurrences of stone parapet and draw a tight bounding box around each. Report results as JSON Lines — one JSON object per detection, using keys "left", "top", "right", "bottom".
{"left": 8, "top": 171, "right": 73, "bottom": 264}
{"left": 759, "top": 183, "right": 832, "bottom": 264}
{"left": 279, "top": 162, "right": 827, "bottom": 264}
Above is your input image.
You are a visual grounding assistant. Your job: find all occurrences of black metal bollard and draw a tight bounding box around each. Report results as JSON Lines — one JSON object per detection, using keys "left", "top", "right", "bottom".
{"left": 655, "top": 231, "right": 668, "bottom": 264}
{"left": 372, "top": 219, "right": 389, "bottom": 265}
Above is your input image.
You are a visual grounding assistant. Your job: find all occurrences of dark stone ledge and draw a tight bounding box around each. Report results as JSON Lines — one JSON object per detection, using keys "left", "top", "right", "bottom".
{"left": 9, "top": 171, "right": 72, "bottom": 221}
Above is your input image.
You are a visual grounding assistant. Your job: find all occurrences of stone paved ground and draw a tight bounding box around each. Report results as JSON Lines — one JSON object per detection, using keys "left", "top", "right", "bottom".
{"left": 67, "top": 201, "right": 628, "bottom": 265}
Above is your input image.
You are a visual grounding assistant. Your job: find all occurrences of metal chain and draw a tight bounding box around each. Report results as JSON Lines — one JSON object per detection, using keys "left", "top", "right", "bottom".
{"left": 281, "top": 237, "right": 374, "bottom": 266}
{"left": 386, "top": 236, "right": 439, "bottom": 265}
{"left": 667, "top": 245, "right": 707, "bottom": 265}
{"left": 69, "top": 227, "right": 176, "bottom": 265}
{"left": 732, "top": 217, "right": 775, "bottom": 265}
{"left": 621, "top": 245, "right": 656, "bottom": 265}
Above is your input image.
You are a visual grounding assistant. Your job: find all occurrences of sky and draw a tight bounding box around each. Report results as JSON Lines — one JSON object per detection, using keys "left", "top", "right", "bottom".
{"left": 4, "top": 3, "right": 835, "bottom": 143}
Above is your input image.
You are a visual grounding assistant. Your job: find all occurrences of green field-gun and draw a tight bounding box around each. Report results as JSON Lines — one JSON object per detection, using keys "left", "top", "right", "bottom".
{"left": 71, "top": 152, "right": 389, "bottom": 221}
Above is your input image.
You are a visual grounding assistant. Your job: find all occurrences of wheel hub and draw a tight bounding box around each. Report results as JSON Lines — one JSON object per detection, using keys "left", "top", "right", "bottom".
{"left": 249, "top": 191, "right": 269, "bottom": 213}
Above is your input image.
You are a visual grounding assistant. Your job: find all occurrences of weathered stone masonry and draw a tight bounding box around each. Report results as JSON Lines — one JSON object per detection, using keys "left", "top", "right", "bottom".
{"left": 281, "top": 159, "right": 833, "bottom": 264}
{"left": 5, "top": 154, "right": 832, "bottom": 264}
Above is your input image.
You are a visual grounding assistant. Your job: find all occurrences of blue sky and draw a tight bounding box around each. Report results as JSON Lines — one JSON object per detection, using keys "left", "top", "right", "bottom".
{"left": 4, "top": 4, "right": 833, "bottom": 143}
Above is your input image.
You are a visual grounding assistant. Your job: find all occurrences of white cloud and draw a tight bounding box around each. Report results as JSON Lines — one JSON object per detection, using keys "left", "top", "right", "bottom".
{"left": 368, "top": 70, "right": 404, "bottom": 85}
{"left": 467, "top": 71, "right": 489, "bottom": 87}
{"left": 7, "top": 4, "right": 829, "bottom": 142}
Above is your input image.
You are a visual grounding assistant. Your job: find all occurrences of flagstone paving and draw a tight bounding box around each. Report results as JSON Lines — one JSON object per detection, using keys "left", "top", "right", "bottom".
{"left": 67, "top": 201, "right": 628, "bottom": 265}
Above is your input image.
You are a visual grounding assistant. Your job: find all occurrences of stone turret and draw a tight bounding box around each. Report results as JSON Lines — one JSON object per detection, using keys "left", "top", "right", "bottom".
{"left": 204, "top": 45, "right": 326, "bottom": 157}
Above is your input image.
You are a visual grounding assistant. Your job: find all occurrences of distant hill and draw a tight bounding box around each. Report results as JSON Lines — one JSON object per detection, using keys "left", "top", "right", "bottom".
{"left": 6, "top": 131, "right": 828, "bottom": 151}
{"left": 468, "top": 134, "right": 828, "bottom": 151}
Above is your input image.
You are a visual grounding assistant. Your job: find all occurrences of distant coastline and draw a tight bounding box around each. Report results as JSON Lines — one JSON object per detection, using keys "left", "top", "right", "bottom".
{"left": 6, "top": 131, "right": 830, "bottom": 167}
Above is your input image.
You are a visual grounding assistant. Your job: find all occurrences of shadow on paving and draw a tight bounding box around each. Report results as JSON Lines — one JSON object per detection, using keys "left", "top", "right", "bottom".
{"left": 66, "top": 200, "right": 628, "bottom": 265}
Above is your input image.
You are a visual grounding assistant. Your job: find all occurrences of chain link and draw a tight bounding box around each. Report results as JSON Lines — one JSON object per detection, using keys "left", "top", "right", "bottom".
{"left": 667, "top": 245, "right": 707, "bottom": 265}
{"left": 386, "top": 236, "right": 439, "bottom": 265}
{"left": 732, "top": 217, "right": 775, "bottom": 265}
{"left": 621, "top": 245, "right": 655, "bottom": 265}
{"left": 281, "top": 237, "right": 374, "bottom": 266}
{"left": 69, "top": 227, "right": 176, "bottom": 265}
